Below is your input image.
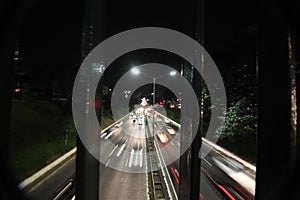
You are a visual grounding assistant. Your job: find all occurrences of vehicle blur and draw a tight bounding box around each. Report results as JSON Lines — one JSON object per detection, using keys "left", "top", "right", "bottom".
{"left": 165, "top": 125, "right": 176, "bottom": 135}
{"left": 157, "top": 132, "right": 169, "bottom": 143}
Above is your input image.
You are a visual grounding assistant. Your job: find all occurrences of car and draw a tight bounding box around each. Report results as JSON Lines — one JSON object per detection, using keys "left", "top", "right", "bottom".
{"left": 114, "top": 121, "right": 123, "bottom": 128}
{"left": 157, "top": 132, "right": 169, "bottom": 143}
{"left": 177, "top": 103, "right": 181, "bottom": 109}
{"left": 166, "top": 125, "right": 176, "bottom": 135}
{"left": 138, "top": 118, "right": 143, "bottom": 125}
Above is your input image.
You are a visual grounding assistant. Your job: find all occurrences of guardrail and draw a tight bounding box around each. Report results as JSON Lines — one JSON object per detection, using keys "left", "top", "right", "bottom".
{"left": 145, "top": 118, "right": 170, "bottom": 200}
{"left": 202, "top": 138, "right": 256, "bottom": 172}
{"left": 18, "top": 148, "right": 76, "bottom": 191}
{"left": 156, "top": 111, "right": 256, "bottom": 172}
{"left": 19, "top": 109, "right": 137, "bottom": 194}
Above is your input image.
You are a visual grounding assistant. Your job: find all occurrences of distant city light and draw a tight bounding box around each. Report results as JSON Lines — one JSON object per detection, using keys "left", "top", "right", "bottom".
{"left": 92, "top": 62, "right": 105, "bottom": 74}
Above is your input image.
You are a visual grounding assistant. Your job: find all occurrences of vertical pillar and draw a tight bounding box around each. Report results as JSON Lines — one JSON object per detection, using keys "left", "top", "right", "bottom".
{"left": 178, "top": 0, "right": 204, "bottom": 199}
{"left": 256, "top": 1, "right": 291, "bottom": 199}
{"left": 75, "top": 0, "right": 106, "bottom": 199}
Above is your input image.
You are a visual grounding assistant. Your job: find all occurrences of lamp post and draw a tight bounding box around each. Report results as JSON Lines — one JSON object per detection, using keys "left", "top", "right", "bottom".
{"left": 131, "top": 67, "right": 177, "bottom": 105}
{"left": 131, "top": 67, "right": 177, "bottom": 136}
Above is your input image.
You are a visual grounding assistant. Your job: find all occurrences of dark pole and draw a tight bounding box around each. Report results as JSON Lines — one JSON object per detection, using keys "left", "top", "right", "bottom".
{"left": 75, "top": 0, "right": 106, "bottom": 199}
{"left": 0, "top": 1, "right": 34, "bottom": 199}
{"left": 190, "top": 0, "right": 204, "bottom": 199}
{"left": 178, "top": 0, "right": 203, "bottom": 199}
{"left": 255, "top": 0, "right": 291, "bottom": 199}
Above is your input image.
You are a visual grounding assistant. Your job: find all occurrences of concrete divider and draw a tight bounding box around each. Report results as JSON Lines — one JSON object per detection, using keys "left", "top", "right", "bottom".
{"left": 156, "top": 111, "right": 256, "bottom": 172}
{"left": 202, "top": 138, "right": 256, "bottom": 172}
{"left": 18, "top": 147, "right": 77, "bottom": 190}
{"left": 18, "top": 109, "right": 138, "bottom": 191}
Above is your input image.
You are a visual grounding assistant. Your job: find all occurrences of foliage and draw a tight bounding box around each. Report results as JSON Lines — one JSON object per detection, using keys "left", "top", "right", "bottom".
{"left": 217, "top": 97, "right": 257, "bottom": 141}
{"left": 10, "top": 101, "right": 76, "bottom": 181}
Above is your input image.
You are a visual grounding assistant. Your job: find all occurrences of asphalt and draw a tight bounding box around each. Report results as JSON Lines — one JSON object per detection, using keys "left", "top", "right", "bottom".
{"left": 24, "top": 110, "right": 255, "bottom": 200}
{"left": 25, "top": 156, "right": 75, "bottom": 200}
{"left": 98, "top": 114, "right": 147, "bottom": 200}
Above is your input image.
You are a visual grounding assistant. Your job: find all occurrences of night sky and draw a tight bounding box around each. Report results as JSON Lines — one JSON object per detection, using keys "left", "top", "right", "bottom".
{"left": 17, "top": 0, "right": 257, "bottom": 64}
{"left": 19, "top": 1, "right": 83, "bottom": 69}
{"left": 15, "top": 0, "right": 261, "bottom": 101}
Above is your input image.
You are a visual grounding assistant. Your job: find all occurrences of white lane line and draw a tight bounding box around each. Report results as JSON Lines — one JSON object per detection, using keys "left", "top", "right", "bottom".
{"left": 104, "top": 130, "right": 115, "bottom": 140}
{"left": 19, "top": 148, "right": 76, "bottom": 190}
{"left": 108, "top": 144, "right": 118, "bottom": 157}
{"left": 139, "top": 149, "right": 143, "bottom": 167}
{"left": 116, "top": 121, "right": 123, "bottom": 127}
{"left": 154, "top": 138, "right": 177, "bottom": 200}
{"left": 116, "top": 143, "right": 126, "bottom": 157}
{"left": 134, "top": 150, "right": 138, "bottom": 166}
{"left": 128, "top": 149, "right": 134, "bottom": 168}
{"left": 100, "top": 132, "right": 107, "bottom": 139}
{"left": 170, "top": 141, "right": 174, "bottom": 146}
{"left": 125, "top": 158, "right": 129, "bottom": 167}
{"left": 202, "top": 157, "right": 212, "bottom": 167}
{"left": 105, "top": 158, "right": 111, "bottom": 167}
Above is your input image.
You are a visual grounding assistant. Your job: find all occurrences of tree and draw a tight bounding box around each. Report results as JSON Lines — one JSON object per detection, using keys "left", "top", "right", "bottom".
{"left": 217, "top": 97, "right": 257, "bottom": 141}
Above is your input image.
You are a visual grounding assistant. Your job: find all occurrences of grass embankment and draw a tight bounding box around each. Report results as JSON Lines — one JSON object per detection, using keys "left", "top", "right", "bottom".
{"left": 101, "top": 115, "right": 115, "bottom": 129}
{"left": 10, "top": 101, "right": 76, "bottom": 182}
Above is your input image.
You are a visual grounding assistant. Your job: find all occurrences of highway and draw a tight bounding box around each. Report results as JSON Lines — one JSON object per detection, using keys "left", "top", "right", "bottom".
{"left": 98, "top": 111, "right": 147, "bottom": 199}
{"left": 24, "top": 108, "right": 255, "bottom": 200}
{"left": 150, "top": 111, "right": 256, "bottom": 200}
{"left": 25, "top": 156, "right": 75, "bottom": 200}
{"left": 147, "top": 113, "right": 223, "bottom": 200}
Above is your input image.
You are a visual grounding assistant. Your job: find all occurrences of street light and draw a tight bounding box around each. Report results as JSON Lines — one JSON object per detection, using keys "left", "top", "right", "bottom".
{"left": 169, "top": 71, "right": 177, "bottom": 76}
{"left": 131, "top": 67, "right": 140, "bottom": 75}
{"left": 130, "top": 68, "right": 177, "bottom": 105}
{"left": 131, "top": 67, "right": 177, "bottom": 137}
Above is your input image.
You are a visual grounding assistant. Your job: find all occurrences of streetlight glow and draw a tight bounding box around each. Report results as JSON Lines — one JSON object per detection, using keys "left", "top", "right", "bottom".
{"left": 131, "top": 68, "right": 140, "bottom": 75}
{"left": 169, "top": 71, "right": 177, "bottom": 76}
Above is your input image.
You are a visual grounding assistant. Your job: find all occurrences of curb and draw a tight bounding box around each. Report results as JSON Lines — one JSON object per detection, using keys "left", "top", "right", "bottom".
{"left": 18, "top": 147, "right": 77, "bottom": 190}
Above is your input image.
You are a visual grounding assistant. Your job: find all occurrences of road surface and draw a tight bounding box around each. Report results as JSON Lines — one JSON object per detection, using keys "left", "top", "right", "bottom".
{"left": 24, "top": 108, "right": 255, "bottom": 200}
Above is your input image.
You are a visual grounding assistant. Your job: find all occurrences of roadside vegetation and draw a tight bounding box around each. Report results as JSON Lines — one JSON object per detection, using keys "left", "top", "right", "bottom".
{"left": 162, "top": 72, "right": 257, "bottom": 164}
{"left": 10, "top": 100, "right": 76, "bottom": 182}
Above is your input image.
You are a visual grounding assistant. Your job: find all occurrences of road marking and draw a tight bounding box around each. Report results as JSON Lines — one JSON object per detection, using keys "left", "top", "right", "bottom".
{"left": 105, "top": 158, "right": 111, "bottom": 167}
{"left": 19, "top": 148, "right": 76, "bottom": 190}
{"left": 125, "top": 158, "right": 129, "bottom": 167}
{"left": 128, "top": 149, "right": 134, "bottom": 168}
{"left": 134, "top": 151, "right": 138, "bottom": 166}
{"left": 108, "top": 144, "right": 118, "bottom": 157}
{"left": 139, "top": 149, "right": 143, "bottom": 167}
{"left": 104, "top": 130, "right": 115, "bottom": 140}
{"left": 116, "top": 143, "right": 126, "bottom": 157}
{"left": 202, "top": 157, "right": 212, "bottom": 167}
{"left": 170, "top": 141, "right": 174, "bottom": 146}
{"left": 100, "top": 132, "right": 107, "bottom": 139}
{"left": 154, "top": 138, "right": 177, "bottom": 200}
